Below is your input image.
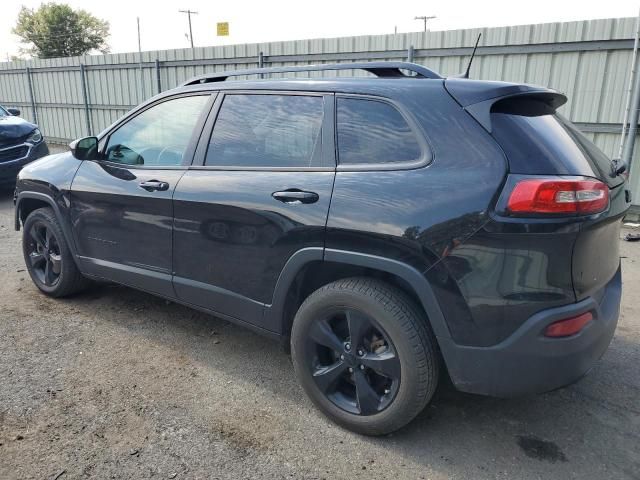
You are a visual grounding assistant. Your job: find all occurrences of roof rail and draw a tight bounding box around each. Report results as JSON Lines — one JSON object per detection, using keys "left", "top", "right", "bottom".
{"left": 181, "top": 61, "right": 441, "bottom": 86}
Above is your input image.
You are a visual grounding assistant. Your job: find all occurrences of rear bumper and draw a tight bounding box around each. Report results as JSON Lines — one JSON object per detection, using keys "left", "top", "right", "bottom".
{"left": 0, "top": 141, "right": 49, "bottom": 184}
{"left": 440, "top": 264, "right": 621, "bottom": 397}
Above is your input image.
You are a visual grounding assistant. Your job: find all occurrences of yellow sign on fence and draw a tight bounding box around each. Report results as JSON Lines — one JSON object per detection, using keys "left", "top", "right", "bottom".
{"left": 217, "top": 22, "right": 229, "bottom": 36}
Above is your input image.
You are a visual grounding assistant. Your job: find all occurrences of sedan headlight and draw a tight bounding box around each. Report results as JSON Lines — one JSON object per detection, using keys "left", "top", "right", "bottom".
{"left": 26, "top": 128, "right": 42, "bottom": 144}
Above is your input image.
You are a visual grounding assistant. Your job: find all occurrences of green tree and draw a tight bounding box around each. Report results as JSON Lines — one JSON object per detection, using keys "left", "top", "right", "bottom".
{"left": 13, "top": 3, "right": 110, "bottom": 58}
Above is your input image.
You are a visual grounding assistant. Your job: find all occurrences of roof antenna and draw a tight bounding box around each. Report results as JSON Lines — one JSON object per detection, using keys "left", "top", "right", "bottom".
{"left": 461, "top": 33, "right": 482, "bottom": 79}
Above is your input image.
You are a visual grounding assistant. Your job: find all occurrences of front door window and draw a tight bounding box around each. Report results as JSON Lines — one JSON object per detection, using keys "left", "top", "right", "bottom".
{"left": 105, "top": 95, "right": 210, "bottom": 166}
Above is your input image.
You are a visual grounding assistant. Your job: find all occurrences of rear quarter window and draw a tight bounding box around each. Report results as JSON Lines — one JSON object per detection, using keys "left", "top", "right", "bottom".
{"left": 336, "top": 97, "right": 422, "bottom": 165}
{"left": 490, "top": 98, "right": 620, "bottom": 187}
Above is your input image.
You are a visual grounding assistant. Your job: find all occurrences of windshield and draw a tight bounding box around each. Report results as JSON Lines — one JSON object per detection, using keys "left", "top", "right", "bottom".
{"left": 0, "top": 106, "right": 8, "bottom": 117}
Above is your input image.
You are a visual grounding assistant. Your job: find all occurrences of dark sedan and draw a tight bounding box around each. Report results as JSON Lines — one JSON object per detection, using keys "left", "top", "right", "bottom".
{"left": 0, "top": 105, "right": 48, "bottom": 186}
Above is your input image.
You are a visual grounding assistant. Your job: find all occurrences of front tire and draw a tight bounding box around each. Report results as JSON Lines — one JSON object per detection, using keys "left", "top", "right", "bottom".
{"left": 22, "top": 207, "right": 90, "bottom": 297}
{"left": 291, "top": 277, "right": 440, "bottom": 435}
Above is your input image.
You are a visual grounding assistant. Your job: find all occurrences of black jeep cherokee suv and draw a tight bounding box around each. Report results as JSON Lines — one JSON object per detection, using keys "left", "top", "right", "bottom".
{"left": 14, "top": 62, "right": 630, "bottom": 435}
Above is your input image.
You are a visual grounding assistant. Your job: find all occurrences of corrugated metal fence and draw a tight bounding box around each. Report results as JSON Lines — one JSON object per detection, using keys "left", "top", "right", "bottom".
{"left": 1, "top": 16, "right": 640, "bottom": 202}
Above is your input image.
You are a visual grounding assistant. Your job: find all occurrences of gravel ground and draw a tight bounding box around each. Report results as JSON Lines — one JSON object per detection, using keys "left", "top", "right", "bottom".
{"left": 0, "top": 170, "right": 639, "bottom": 479}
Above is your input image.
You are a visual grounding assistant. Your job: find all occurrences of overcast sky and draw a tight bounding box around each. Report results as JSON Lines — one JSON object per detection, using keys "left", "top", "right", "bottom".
{"left": 2, "top": 0, "right": 639, "bottom": 60}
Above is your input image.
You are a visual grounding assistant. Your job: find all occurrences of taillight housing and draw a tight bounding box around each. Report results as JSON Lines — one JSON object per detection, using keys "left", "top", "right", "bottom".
{"left": 506, "top": 178, "right": 609, "bottom": 216}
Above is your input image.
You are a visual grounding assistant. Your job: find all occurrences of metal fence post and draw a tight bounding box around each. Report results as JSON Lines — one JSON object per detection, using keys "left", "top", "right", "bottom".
{"left": 622, "top": 51, "right": 640, "bottom": 172}
{"left": 258, "top": 51, "right": 264, "bottom": 79}
{"left": 25, "top": 67, "right": 38, "bottom": 124}
{"left": 407, "top": 46, "right": 415, "bottom": 63}
{"left": 155, "top": 59, "right": 162, "bottom": 94}
{"left": 79, "top": 64, "right": 92, "bottom": 136}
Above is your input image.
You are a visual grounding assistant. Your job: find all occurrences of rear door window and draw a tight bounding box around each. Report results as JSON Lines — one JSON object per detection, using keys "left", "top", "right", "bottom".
{"left": 205, "top": 94, "right": 324, "bottom": 168}
{"left": 336, "top": 97, "right": 422, "bottom": 165}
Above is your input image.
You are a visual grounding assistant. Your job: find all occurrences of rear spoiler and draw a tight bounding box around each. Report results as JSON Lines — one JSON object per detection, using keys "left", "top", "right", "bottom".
{"left": 444, "top": 78, "right": 567, "bottom": 133}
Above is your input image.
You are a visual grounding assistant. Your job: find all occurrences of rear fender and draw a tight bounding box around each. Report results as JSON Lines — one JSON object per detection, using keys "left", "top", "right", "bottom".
{"left": 266, "top": 247, "right": 452, "bottom": 340}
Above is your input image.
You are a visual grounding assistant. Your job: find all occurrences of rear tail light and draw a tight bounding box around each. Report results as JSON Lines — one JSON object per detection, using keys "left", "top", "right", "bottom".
{"left": 506, "top": 178, "right": 609, "bottom": 215}
{"left": 544, "top": 312, "right": 593, "bottom": 337}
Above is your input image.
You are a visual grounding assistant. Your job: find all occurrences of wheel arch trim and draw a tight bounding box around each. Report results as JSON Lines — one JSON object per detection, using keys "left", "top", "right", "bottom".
{"left": 323, "top": 249, "right": 451, "bottom": 339}
{"left": 15, "top": 191, "right": 78, "bottom": 258}
{"left": 265, "top": 247, "right": 325, "bottom": 333}
{"left": 267, "top": 247, "right": 452, "bottom": 341}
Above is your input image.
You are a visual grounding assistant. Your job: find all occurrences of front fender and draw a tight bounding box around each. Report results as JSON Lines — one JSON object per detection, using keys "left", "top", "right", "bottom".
{"left": 15, "top": 191, "right": 78, "bottom": 258}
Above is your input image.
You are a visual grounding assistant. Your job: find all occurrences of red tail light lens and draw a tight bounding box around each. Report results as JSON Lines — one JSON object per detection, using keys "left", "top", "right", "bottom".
{"left": 507, "top": 179, "right": 609, "bottom": 215}
{"left": 544, "top": 312, "right": 593, "bottom": 337}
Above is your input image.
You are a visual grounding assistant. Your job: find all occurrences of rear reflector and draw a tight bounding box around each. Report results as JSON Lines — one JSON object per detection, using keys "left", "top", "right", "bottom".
{"left": 507, "top": 178, "right": 609, "bottom": 215}
{"left": 544, "top": 312, "right": 593, "bottom": 338}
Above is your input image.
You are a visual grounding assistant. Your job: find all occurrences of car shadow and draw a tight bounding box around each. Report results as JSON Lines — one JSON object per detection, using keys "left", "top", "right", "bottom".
{"left": 0, "top": 185, "right": 15, "bottom": 198}
{"left": 47, "top": 281, "right": 640, "bottom": 479}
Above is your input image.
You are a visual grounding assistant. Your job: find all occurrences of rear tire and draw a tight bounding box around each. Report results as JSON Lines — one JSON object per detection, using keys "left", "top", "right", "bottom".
{"left": 291, "top": 277, "right": 440, "bottom": 435}
{"left": 22, "top": 207, "right": 90, "bottom": 297}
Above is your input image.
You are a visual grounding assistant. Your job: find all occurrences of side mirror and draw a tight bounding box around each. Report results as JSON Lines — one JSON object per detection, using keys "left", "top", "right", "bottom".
{"left": 69, "top": 136, "right": 99, "bottom": 160}
{"left": 7, "top": 107, "right": 20, "bottom": 116}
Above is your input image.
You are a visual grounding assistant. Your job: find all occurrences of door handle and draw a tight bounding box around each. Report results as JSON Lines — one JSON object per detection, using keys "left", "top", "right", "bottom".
{"left": 139, "top": 180, "right": 170, "bottom": 192}
{"left": 272, "top": 189, "right": 319, "bottom": 204}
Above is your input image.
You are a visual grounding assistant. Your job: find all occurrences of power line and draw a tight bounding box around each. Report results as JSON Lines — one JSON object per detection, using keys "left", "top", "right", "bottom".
{"left": 179, "top": 9, "right": 198, "bottom": 48}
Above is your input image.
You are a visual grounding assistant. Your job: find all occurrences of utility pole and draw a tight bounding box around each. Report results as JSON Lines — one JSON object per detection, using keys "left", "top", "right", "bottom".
{"left": 137, "top": 17, "right": 145, "bottom": 101}
{"left": 414, "top": 15, "right": 436, "bottom": 32}
{"left": 622, "top": 49, "right": 640, "bottom": 172}
{"left": 619, "top": 8, "right": 640, "bottom": 162}
{"left": 179, "top": 9, "right": 198, "bottom": 48}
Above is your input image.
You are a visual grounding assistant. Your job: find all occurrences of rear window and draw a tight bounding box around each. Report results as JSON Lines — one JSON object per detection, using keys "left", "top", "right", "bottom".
{"left": 336, "top": 98, "right": 422, "bottom": 165}
{"left": 490, "top": 99, "right": 620, "bottom": 187}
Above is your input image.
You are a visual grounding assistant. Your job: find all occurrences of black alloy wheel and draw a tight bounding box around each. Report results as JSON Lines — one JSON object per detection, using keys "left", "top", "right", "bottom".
{"left": 291, "top": 277, "right": 440, "bottom": 435}
{"left": 25, "top": 221, "right": 62, "bottom": 287}
{"left": 307, "top": 308, "right": 401, "bottom": 415}
{"left": 22, "top": 207, "right": 90, "bottom": 297}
